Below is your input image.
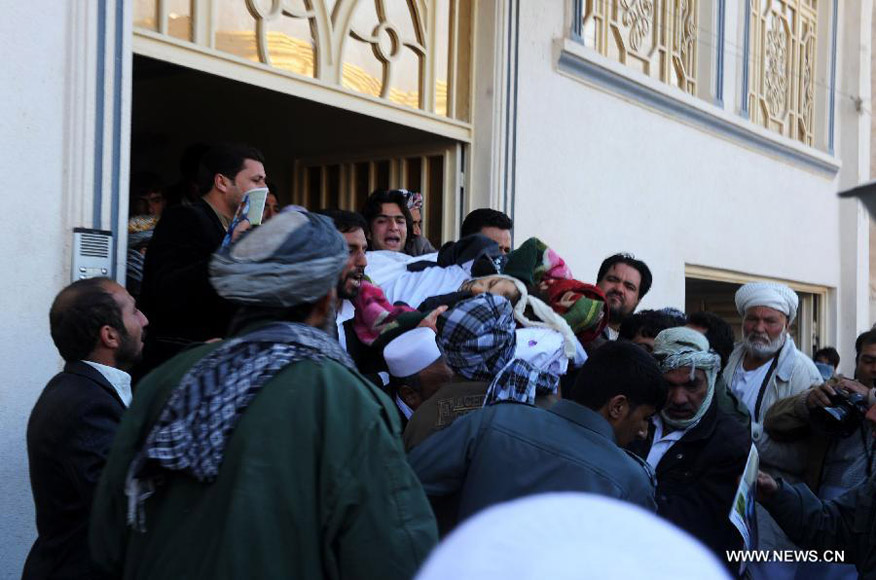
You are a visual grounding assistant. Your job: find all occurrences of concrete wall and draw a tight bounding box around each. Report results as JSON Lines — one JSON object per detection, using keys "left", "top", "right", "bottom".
{"left": 508, "top": 0, "right": 870, "bottom": 375}
{"left": 0, "top": 3, "right": 72, "bottom": 575}
{"left": 0, "top": 1, "right": 129, "bottom": 575}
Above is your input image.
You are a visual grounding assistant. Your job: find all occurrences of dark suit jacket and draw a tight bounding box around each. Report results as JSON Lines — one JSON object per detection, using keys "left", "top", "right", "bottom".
{"left": 630, "top": 398, "right": 750, "bottom": 570}
{"left": 24, "top": 362, "right": 126, "bottom": 579}
{"left": 138, "top": 199, "right": 236, "bottom": 371}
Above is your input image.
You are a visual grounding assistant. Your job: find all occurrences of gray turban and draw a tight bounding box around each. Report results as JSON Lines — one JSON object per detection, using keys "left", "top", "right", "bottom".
{"left": 210, "top": 210, "right": 347, "bottom": 307}
{"left": 735, "top": 282, "right": 798, "bottom": 323}
{"left": 652, "top": 327, "right": 721, "bottom": 429}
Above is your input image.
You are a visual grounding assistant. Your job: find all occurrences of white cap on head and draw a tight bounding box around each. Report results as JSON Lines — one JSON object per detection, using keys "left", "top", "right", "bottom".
{"left": 384, "top": 327, "right": 442, "bottom": 378}
{"left": 735, "top": 281, "right": 799, "bottom": 323}
{"left": 415, "top": 493, "right": 729, "bottom": 580}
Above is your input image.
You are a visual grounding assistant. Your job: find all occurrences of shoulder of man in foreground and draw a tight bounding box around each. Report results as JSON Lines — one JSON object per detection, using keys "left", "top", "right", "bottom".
{"left": 89, "top": 341, "right": 436, "bottom": 577}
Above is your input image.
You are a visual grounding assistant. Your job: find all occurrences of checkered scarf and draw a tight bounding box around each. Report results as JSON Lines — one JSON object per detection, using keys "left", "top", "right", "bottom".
{"left": 124, "top": 322, "right": 353, "bottom": 531}
{"left": 436, "top": 293, "right": 517, "bottom": 381}
{"left": 483, "top": 358, "right": 560, "bottom": 406}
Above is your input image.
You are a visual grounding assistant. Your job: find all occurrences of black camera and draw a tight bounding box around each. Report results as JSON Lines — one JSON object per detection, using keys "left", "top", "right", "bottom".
{"left": 810, "top": 388, "right": 871, "bottom": 438}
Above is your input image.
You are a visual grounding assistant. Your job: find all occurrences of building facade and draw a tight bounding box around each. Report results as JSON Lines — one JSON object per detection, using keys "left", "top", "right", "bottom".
{"left": 1, "top": 0, "right": 872, "bottom": 573}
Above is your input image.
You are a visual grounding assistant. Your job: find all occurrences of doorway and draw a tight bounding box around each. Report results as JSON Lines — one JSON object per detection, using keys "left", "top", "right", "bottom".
{"left": 130, "top": 55, "right": 463, "bottom": 243}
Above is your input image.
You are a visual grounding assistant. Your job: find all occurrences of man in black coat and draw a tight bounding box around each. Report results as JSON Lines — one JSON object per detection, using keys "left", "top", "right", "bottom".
{"left": 630, "top": 327, "right": 750, "bottom": 573}
{"left": 24, "top": 277, "right": 148, "bottom": 578}
{"left": 137, "top": 143, "right": 266, "bottom": 373}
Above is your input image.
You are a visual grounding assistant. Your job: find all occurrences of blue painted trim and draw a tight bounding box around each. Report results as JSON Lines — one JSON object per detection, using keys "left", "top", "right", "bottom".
{"left": 110, "top": 0, "right": 125, "bottom": 278}
{"left": 715, "top": 0, "right": 725, "bottom": 107}
{"left": 828, "top": 0, "right": 838, "bottom": 154}
{"left": 557, "top": 47, "right": 840, "bottom": 175}
{"left": 509, "top": 0, "right": 519, "bottom": 243}
{"left": 93, "top": 0, "right": 107, "bottom": 226}
{"left": 741, "top": 0, "right": 751, "bottom": 118}
{"left": 571, "top": 0, "right": 583, "bottom": 40}
{"left": 502, "top": 0, "right": 513, "bottom": 217}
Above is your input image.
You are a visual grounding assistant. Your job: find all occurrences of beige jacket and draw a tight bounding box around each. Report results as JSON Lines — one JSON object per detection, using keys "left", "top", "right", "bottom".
{"left": 724, "top": 337, "right": 822, "bottom": 482}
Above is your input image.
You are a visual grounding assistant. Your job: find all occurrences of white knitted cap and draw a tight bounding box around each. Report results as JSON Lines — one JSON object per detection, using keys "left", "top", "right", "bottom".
{"left": 416, "top": 493, "right": 729, "bottom": 580}
{"left": 384, "top": 327, "right": 442, "bottom": 378}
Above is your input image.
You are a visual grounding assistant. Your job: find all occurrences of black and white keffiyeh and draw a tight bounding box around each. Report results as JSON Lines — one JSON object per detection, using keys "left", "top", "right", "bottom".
{"left": 435, "top": 293, "right": 517, "bottom": 381}
{"left": 125, "top": 322, "right": 353, "bottom": 530}
{"left": 483, "top": 358, "right": 559, "bottom": 406}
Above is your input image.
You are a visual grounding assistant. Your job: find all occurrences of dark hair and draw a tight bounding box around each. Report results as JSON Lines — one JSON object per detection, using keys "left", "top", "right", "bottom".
{"left": 361, "top": 189, "right": 412, "bottom": 229}
{"left": 315, "top": 209, "right": 369, "bottom": 235}
{"left": 596, "top": 253, "right": 653, "bottom": 299}
{"left": 687, "top": 311, "right": 735, "bottom": 370}
{"left": 814, "top": 346, "right": 840, "bottom": 369}
{"left": 196, "top": 143, "right": 266, "bottom": 195}
{"left": 49, "top": 278, "right": 124, "bottom": 363}
{"left": 460, "top": 209, "right": 513, "bottom": 238}
{"left": 129, "top": 171, "right": 164, "bottom": 200}
{"left": 618, "top": 309, "right": 682, "bottom": 341}
{"left": 570, "top": 341, "right": 667, "bottom": 412}
{"left": 854, "top": 330, "right": 876, "bottom": 363}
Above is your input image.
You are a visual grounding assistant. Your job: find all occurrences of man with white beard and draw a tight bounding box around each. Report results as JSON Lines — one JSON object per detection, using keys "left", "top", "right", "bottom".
{"left": 724, "top": 281, "right": 822, "bottom": 580}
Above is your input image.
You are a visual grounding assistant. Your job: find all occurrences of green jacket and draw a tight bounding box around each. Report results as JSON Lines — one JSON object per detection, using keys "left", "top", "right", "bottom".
{"left": 90, "top": 341, "right": 438, "bottom": 579}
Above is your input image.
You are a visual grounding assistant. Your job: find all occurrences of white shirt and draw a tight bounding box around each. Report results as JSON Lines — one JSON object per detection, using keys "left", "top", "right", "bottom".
{"left": 395, "top": 394, "right": 414, "bottom": 420}
{"left": 82, "top": 360, "right": 132, "bottom": 407}
{"left": 335, "top": 300, "right": 355, "bottom": 351}
{"left": 646, "top": 416, "right": 690, "bottom": 468}
{"left": 730, "top": 360, "right": 772, "bottom": 419}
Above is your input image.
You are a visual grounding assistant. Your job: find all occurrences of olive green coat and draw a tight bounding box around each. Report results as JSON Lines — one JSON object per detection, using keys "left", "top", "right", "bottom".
{"left": 90, "top": 341, "right": 438, "bottom": 579}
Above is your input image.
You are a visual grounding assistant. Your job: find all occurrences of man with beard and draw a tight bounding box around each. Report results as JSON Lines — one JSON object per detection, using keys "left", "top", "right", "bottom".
{"left": 315, "top": 209, "right": 368, "bottom": 348}
{"left": 90, "top": 210, "right": 437, "bottom": 579}
{"left": 630, "top": 328, "right": 749, "bottom": 571}
{"left": 724, "top": 281, "right": 822, "bottom": 579}
{"left": 24, "top": 278, "right": 148, "bottom": 578}
{"left": 596, "top": 253, "right": 652, "bottom": 341}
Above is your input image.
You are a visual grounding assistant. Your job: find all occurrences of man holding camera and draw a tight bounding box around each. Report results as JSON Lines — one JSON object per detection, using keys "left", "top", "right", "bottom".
{"left": 757, "top": 392, "right": 876, "bottom": 577}
{"left": 766, "top": 330, "right": 876, "bottom": 496}
{"left": 763, "top": 330, "right": 876, "bottom": 578}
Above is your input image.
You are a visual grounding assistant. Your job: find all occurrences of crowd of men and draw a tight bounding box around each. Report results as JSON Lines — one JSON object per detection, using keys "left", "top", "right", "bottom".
{"left": 24, "top": 143, "right": 876, "bottom": 579}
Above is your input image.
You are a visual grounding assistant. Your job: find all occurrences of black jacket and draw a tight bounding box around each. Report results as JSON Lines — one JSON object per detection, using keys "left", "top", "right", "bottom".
{"left": 24, "top": 362, "right": 125, "bottom": 579}
{"left": 138, "top": 199, "right": 236, "bottom": 371}
{"left": 630, "top": 397, "right": 751, "bottom": 569}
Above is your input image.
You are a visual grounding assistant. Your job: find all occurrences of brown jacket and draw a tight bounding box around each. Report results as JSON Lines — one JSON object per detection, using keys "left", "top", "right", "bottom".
{"left": 763, "top": 390, "right": 829, "bottom": 491}
{"left": 403, "top": 381, "right": 488, "bottom": 451}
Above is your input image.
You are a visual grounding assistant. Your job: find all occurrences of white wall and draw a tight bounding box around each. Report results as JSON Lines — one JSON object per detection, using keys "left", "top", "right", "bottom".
{"left": 0, "top": 1, "right": 130, "bottom": 575}
{"left": 0, "top": 3, "right": 72, "bottom": 575}
{"left": 509, "top": 0, "right": 869, "bottom": 374}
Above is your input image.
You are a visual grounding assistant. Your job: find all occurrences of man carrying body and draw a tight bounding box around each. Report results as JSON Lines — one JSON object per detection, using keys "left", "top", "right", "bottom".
{"left": 632, "top": 327, "right": 750, "bottom": 569}
{"left": 138, "top": 143, "right": 266, "bottom": 373}
{"left": 595, "top": 253, "right": 653, "bottom": 340}
{"left": 723, "top": 281, "right": 822, "bottom": 578}
{"left": 409, "top": 340, "right": 666, "bottom": 529}
{"left": 361, "top": 189, "right": 412, "bottom": 253}
{"left": 460, "top": 208, "right": 513, "bottom": 254}
{"left": 24, "top": 278, "right": 148, "bottom": 578}
{"left": 90, "top": 211, "right": 437, "bottom": 578}
{"left": 384, "top": 327, "right": 454, "bottom": 428}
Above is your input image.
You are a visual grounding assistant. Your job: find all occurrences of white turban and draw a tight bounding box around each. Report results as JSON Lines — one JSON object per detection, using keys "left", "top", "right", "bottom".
{"left": 735, "top": 282, "right": 798, "bottom": 323}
